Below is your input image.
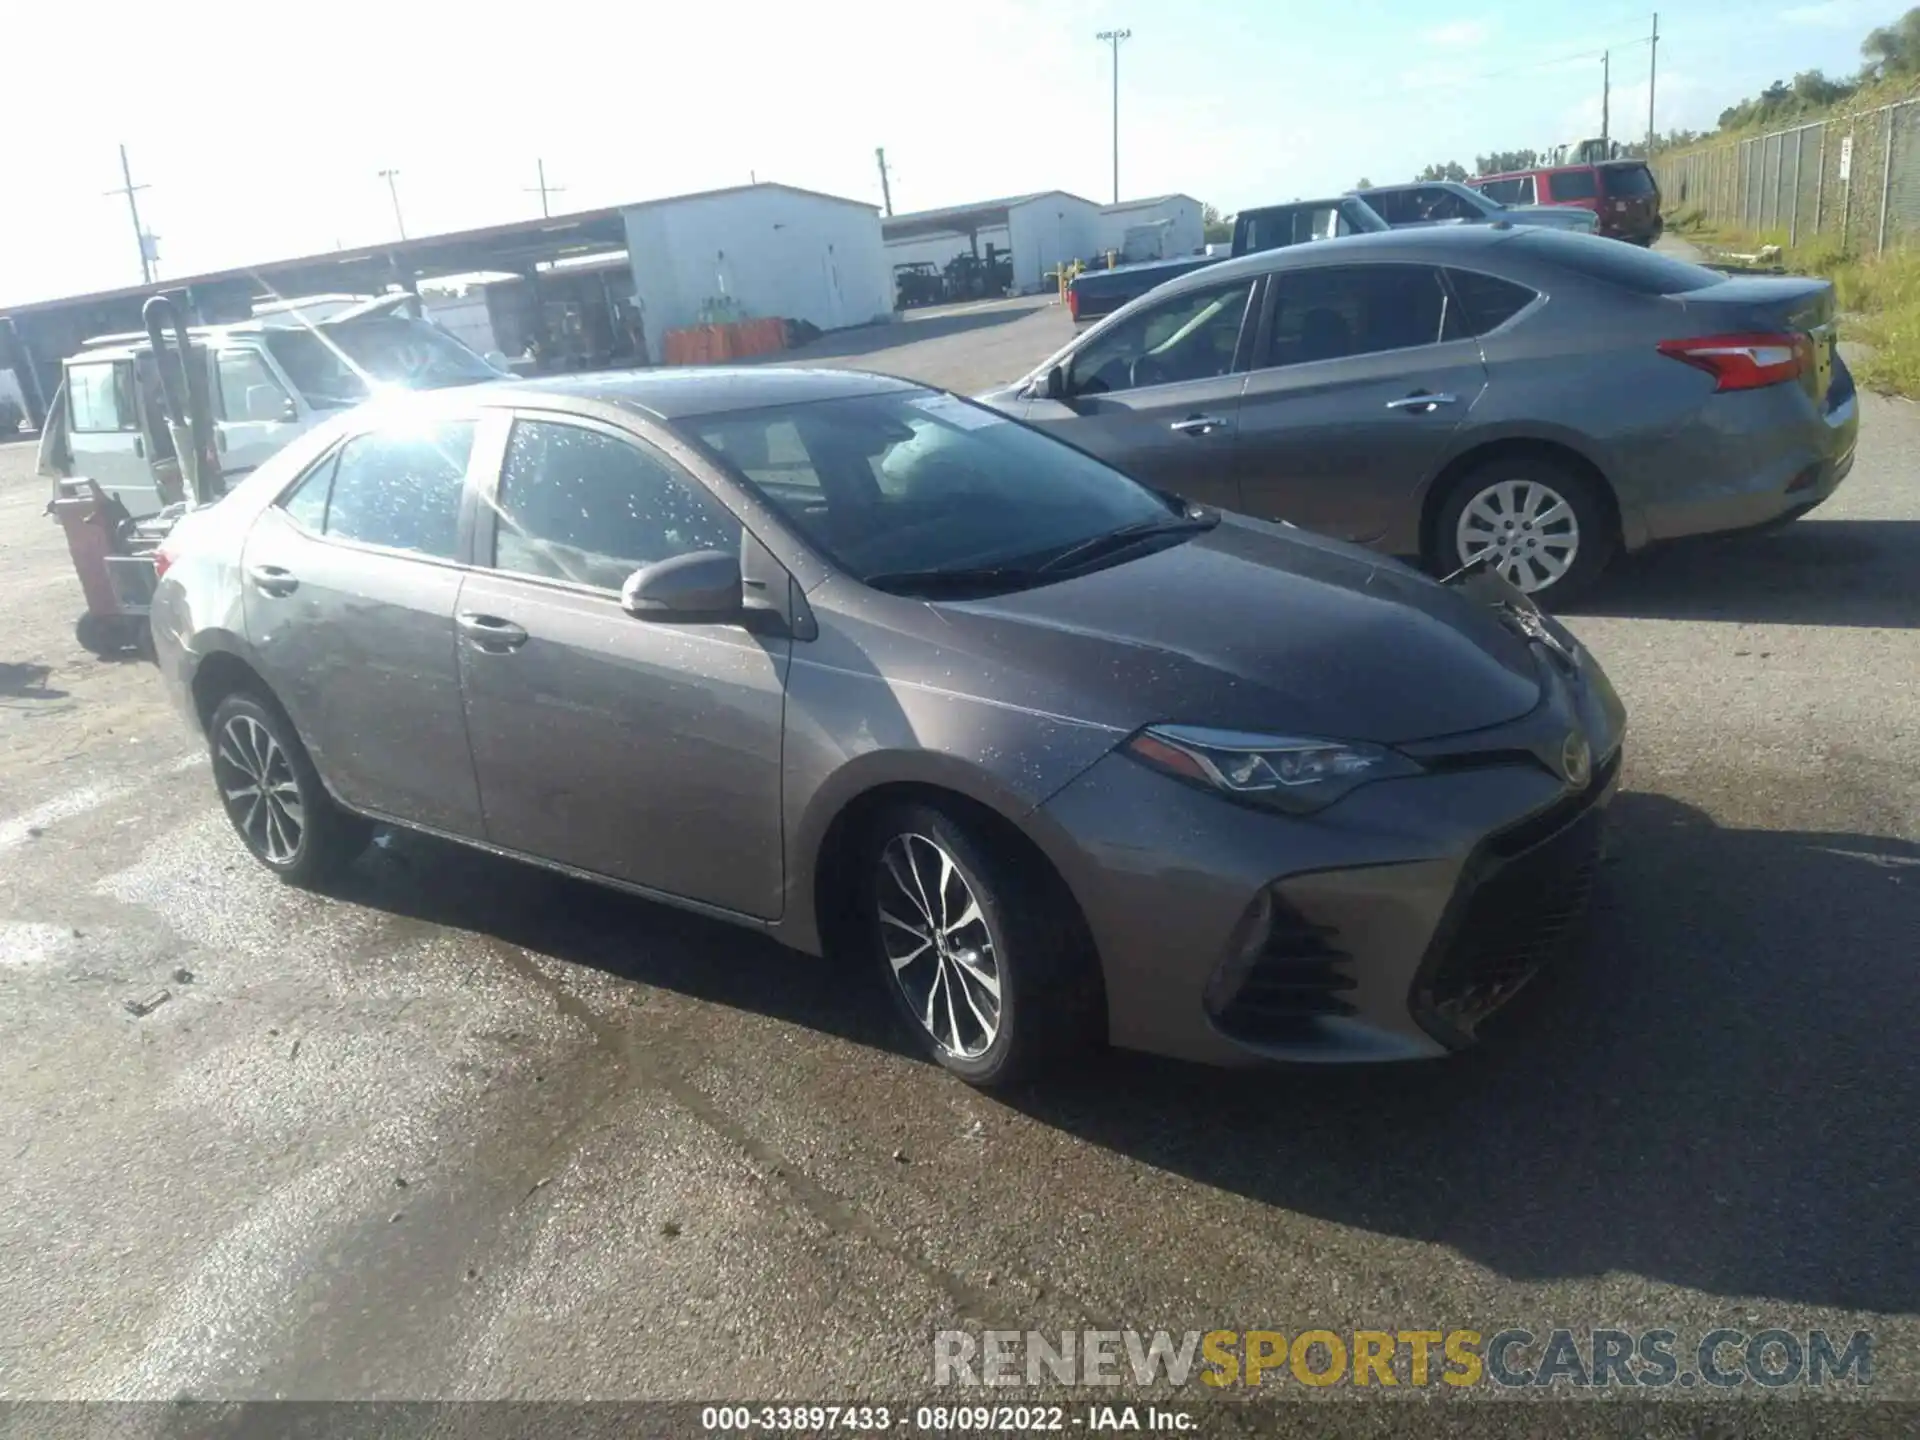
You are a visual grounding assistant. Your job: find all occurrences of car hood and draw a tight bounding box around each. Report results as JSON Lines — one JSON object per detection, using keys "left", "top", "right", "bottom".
{"left": 927, "top": 515, "right": 1544, "bottom": 745}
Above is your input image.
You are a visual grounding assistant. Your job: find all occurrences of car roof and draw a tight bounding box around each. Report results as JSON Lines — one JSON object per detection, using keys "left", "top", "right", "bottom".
{"left": 1154, "top": 224, "right": 1528, "bottom": 291}
{"left": 449, "top": 366, "right": 928, "bottom": 421}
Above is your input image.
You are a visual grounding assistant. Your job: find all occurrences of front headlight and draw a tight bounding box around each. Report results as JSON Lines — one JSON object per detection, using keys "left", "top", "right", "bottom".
{"left": 1123, "top": 724, "right": 1423, "bottom": 815}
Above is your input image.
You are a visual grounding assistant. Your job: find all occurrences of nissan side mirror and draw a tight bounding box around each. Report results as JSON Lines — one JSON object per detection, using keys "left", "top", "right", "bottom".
{"left": 620, "top": 550, "right": 744, "bottom": 622}
{"left": 1036, "top": 364, "right": 1067, "bottom": 401}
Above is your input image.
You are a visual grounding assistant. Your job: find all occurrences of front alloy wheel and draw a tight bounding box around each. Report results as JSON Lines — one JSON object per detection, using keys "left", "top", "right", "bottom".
{"left": 877, "top": 831, "right": 1003, "bottom": 1059}
{"left": 862, "top": 801, "right": 1102, "bottom": 1087}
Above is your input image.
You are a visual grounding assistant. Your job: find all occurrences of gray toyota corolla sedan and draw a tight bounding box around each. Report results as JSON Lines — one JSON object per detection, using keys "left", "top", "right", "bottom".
{"left": 982, "top": 226, "right": 1858, "bottom": 603}
{"left": 150, "top": 369, "right": 1626, "bottom": 1087}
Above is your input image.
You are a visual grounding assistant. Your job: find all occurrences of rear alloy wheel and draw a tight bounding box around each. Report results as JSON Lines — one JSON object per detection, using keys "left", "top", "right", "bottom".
{"left": 1438, "top": 458, "right": 1614, "bottom": 604}
{"left": 208, "top": 692, "right": 370, "bottom": 886}
{"left": 864, "top": 802, "right": 1100, "bottom": 1088}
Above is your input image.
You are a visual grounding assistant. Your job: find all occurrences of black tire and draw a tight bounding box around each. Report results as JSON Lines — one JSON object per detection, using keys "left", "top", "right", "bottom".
{"left": 861, "top": 801, "right": 1101, "bottom": 1088}
{"left": 1431, "top": 455, "right": 1616, "bottom": 607}
{"left": 207, "top": 690, "right": 371, "bottom": 886}
{"left": 74, "top": 612, "right": 124, "bottom": 657}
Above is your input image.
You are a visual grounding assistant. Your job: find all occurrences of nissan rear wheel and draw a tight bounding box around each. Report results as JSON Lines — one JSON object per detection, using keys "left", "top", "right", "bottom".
{"left": 208, "top": 692, "right": 371, "bottom": 886}
{"left": 1436, "top": 457, "right": 1614, "bottom": 605}
{"left": 863, "top": 801, "right": 1101, "bottom": 1088}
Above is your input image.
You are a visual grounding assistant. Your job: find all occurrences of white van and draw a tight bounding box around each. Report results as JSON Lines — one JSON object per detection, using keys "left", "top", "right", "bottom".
{"left": 38, "top": 295, "right": 504, "bottom": 517}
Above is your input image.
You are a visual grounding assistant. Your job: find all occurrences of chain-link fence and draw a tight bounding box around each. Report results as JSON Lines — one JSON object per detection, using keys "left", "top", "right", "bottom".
{"left": 1654, "top": 97, "right": 1920, "bottom": 255}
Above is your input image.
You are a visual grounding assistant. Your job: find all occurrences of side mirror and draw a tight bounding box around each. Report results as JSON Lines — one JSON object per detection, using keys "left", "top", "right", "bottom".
{"left": 281, "top": 398, "right": 300, "bottom": 423}
{"left": 620, "top": 549, "right": 744, "bottom": 622}
{"left": 1035, "top": 363, "right": 1067, "bottom": 401}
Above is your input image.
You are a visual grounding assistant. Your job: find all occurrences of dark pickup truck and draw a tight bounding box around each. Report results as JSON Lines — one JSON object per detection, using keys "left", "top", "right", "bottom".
{"left": 1066, "top": 196, "right": 1388, "bottom": 323}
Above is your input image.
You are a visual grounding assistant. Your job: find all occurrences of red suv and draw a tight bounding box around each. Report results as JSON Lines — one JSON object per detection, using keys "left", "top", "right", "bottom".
{"left": 1471, "top": 161, "right": 1663, "bottom": 245}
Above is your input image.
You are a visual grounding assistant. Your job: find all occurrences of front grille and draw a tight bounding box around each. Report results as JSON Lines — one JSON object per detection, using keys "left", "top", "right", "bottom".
{"left": 1212, "top": 896, "right": 1357, "bottom": 1047}
{"left": 1416, "top": 798, "right": 1608, "bottom": 1041}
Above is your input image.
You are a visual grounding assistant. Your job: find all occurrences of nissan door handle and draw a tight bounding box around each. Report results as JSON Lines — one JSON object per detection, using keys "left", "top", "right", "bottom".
{"left": 245, "top": 564, "right": 298, "bottom": 597}
{"left": 1385, "top": 392, "right": 1458, "bottom": 412}
{"left": 1170, "top": 414, "right": 1232, "bottom": 435}
{"left": 457, "top": 612, "right": 529, "bottom": 651}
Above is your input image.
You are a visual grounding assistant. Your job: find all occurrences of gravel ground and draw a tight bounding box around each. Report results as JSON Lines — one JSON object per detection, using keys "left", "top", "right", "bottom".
{"left": 0, "top": 288, "right": 1914, "bottom": 1430}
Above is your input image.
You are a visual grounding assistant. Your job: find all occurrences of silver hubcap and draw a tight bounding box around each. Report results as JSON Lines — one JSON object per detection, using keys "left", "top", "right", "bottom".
{"left": 1456, "top": 479, "right": 1580, "bottom": 593}
{"left": 214, "top": 714, "right": 305, "bottom": 864}
{"left": 877, "top": 833, "right": 1001, "bottom": 1059}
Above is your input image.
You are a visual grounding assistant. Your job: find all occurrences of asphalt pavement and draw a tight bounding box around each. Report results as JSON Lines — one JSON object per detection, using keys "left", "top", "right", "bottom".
{"left": 0, "top": 290, "right": 1915, "bottom": 1419}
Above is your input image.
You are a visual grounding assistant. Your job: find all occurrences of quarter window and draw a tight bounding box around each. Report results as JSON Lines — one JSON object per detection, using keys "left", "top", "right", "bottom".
{"left": 1263, "top": 265, "right": 1449, "bottom": 368}
{"left": 1442, "top": 270, "right": 1539, "bottom": 338}
{"left": 1069, "top": 280, "right": 1256, "bottom": 396}
{"left": 492, "top": 420, "right": 740, "bottom": 591}
{"left": 321, "top": 421, "right": 474, "bottom": 559}
{"left": 69, "top": 362, "right": 134, "bottom": 433}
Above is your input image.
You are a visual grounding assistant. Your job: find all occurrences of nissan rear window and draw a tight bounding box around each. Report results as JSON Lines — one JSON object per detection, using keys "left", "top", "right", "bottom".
{"left": 1602, "top": 164, "right": 1658, "bottom": 197}
{"left": 1513, "top": 229, "right": 1720, "bottom": 295}
{"left": 1547, "top": 169, "right": 1598, "bottom": 200}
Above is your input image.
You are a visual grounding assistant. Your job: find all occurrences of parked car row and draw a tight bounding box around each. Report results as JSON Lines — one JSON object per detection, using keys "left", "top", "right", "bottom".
{"left": 145, "top": 214, "right": 1854, "bottom": 1092}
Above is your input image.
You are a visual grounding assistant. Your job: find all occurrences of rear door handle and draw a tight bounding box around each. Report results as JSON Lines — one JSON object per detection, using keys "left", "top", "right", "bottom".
{"left": 246, "top": 563, "right": 298, "bottom": 597}
{"left": 1170, "top": 414, "right": 1232, "bottom": 435}
{"left": 457, "top": 612, "right": 529, "bottom": 652}
{"left": 1386, "top": 392, "right": 1458, "bottom": 412}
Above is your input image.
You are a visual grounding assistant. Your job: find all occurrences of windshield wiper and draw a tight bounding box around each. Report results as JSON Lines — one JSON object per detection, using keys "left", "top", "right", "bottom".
{"left": 1037, "top": 512, "right": 1217, "bottom": 575}
{"left": 862, "top": 565, "right": 1047, "bottom": 597}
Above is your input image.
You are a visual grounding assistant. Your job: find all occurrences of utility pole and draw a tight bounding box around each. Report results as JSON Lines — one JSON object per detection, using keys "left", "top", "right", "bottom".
{"left": 875, "top": 147, "right": 894, "bottom": 217}
{"left": 1601, "top": 50, "right": 1611, "bottom": 149}
{"left": 524, "top": 159, "right": 565, "bottom": 218}
{"left": 1647, "top": 13, "right": 1660, "bottom": 156}
{"left": 379, "top": 168, "right": 407, "bottom": 240}
{"left": 106, "top": 144, "right": 153, "bottom": 286}
{"left": 1096, "top": 28, "right": 1131, "bottom": 205}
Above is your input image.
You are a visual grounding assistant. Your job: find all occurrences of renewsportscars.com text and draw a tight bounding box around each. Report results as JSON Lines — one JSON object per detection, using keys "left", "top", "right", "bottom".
{"left": 932, "top": 1327, "right": 1873, "bottom": 1390}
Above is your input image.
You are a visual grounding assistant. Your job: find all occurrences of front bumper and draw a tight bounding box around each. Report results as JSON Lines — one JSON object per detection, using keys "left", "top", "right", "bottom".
{"left": 1039, "top": 642, "right": 1625, "bottom": 1067}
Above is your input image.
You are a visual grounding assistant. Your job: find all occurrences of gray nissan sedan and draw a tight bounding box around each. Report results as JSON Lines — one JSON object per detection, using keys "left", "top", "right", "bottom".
{"left": 983, "top": 226, "right": 1858, "bottom": 602}
{"left": 151, "top": 369, "right": 1626, "bottom": 1086}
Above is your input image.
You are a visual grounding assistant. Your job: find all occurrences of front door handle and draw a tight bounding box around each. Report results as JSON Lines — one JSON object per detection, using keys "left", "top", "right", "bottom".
{"left": 246, "top": 563, "right": 298, "bottom": 597}
{"left": 1170, "top": 414, "right": 1232, "bottom": 435}
{"left": 1385, "top": 392, "right": 1459, "bottom": 412}
{"left": 457, "top": 612, "right": 529, "bottom": 652}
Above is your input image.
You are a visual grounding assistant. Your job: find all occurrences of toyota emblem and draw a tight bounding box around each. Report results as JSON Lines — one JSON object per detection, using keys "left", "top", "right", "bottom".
{"left": 1561, "top": 731, "right": 1593, "bottom": 788}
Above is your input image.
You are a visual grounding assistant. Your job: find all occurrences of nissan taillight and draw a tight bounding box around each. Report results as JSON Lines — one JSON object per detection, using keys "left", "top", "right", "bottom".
{"left": 1657, "top": 332, "right": 1811, "bottom": 391}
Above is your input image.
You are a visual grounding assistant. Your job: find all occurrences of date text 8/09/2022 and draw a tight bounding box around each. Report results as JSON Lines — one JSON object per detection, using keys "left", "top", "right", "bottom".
{"left": 700, "top": 1405, "right": 1191, "bottom": 1432}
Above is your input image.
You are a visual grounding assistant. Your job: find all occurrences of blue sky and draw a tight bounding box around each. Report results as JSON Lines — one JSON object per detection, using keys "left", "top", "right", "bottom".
{"left": 0, "top": 0, "right": 1897, "bottom": 305}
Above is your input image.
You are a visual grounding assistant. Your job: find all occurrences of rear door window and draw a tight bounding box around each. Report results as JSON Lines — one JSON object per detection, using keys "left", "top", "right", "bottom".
{"left": 1476, "top": 177, "right": 1532, "bottom": 205}
{"left": 1545, "top": 169, "right": 1598, "bottom": 201}
{"left": 1263, "top": 265, "right": 1449, "bottom": 368}
{"left": 321, "top": 421, "right": 475, "bottom": 559}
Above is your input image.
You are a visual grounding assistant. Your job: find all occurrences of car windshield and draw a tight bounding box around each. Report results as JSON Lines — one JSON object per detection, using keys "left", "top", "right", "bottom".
{"left": 263, "top": 318, "right": 499, "bottom": 408}
{"left": 686, "top": 389, "right": 1187, "bottom": 591}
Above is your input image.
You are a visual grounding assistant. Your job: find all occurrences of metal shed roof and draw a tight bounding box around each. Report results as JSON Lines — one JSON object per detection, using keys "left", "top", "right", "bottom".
{"left": 881, "top": 190, "right": 1100, "bottom": 242}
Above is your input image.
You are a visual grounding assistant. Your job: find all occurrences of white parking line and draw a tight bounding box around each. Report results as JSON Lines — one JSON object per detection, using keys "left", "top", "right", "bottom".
{"left": 0, "top": 753, "right": 206, "bottom": 856}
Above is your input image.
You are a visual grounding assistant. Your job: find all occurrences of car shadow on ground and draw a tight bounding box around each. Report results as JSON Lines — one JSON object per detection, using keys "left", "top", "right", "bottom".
{"left": 1567, "top": 519, "right": 1920, "bottom": 628}
{"left": 0, "top": 662, "right": 67, "bottom": 700}
{"left": 1005, "top": 788, "right": 1920, "bottom": 1315}
{"left": 327, "top": 784, "right": 1918, "bottom": 1314}
{"left": 325, "top": 826, "right": 915, "bottom": 1061}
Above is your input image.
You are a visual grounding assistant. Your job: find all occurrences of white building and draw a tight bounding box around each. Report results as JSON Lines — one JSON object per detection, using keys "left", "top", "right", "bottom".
{"left": 1093, "top": 194, "right": 1206, "bottom": 263}
{"left": 882, "top": 191, "right": 1106, "bottom": 295}
{"left": 623, "top": 183, "right": 892, "bottom": 360}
